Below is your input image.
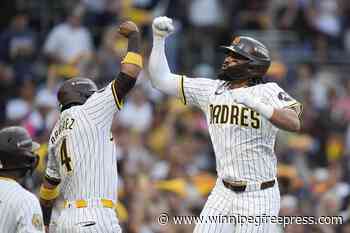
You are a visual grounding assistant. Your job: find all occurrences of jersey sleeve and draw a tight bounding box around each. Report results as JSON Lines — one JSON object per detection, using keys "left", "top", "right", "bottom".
{"left": 82, "top": 81, "right": 122, "bottom": 126}
{"left": 16, "top": 193, "right": 45, "bottom": 233}
{"left": 263, "top": 83, "right": 303, "bottom": 118}
{"left": 45, "top": 138, "right": 61, "bottom": 182}
{"left": 180, "top": 76, "right": 217, "bottom": 109}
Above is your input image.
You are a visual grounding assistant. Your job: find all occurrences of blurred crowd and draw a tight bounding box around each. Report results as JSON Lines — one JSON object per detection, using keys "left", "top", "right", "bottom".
{"left": 1, "top": 0, "right": 350, "bottom": 232}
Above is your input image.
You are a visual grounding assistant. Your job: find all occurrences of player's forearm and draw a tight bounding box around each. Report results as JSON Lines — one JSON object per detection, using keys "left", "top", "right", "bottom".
{"left": 235, "top": 95, "right": 301, "bottom": 132}
{"left": 41, "top": 204, "right": 53, "bottom": 228}
{"left": 254, "top": 102, "right": 301, "bottom": 132}
{"left": 149, "top": 36, "right": 179, "bottom": 96}
{"left": 39, "top": 180, "right": 58, "bottom": 226}
{"left": 269, "top": 108, "right": 301, "bottom": 132}
{"left": 114, "top": 22, "right": 143, "bottom": 101}
{"left": 120, "top": 30, "right": 142, "bottom": 78}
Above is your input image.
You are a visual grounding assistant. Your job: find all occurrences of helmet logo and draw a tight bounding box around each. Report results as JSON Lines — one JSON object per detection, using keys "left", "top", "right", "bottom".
{"left": 253, "top": 46, "right": 269, "bottom": 58}
{"left": 17, "top": 139, "right": 32, "bottom": 149}
{"left": 232, "top": 37, "right": 240, "bottom": 45}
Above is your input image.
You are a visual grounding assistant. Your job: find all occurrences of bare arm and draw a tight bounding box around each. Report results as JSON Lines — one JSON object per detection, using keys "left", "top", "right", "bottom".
{"left": 113, "top": 21, "right": 143, "bottom": 103}
{"left": 234, "top": 90, "right": 302, "bottom": 132}
{"left": 39, "top": 178, "right": 60, "bottom": 227}
{"left": 118, "top": 21, "right": 142, "bottom": 79}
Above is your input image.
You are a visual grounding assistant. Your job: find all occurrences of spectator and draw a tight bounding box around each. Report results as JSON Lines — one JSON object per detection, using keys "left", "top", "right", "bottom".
{"left": 275, "top": 0, "right": 313, "bottom": 43}
{"left": 96, "top": 25, "right": 123, "bottom": 86}
{"left": 0, "top": 63, "right": 15, "bottom": 125}
{"left": 186, "top": 0, "right": 224, "bottom": 66}
{"left": 0, "top": 10, "right": 36, "bottom": 82}
{"left": 236, "top": 0, "right": 271, "bottom": 30}
{"left": 5, "top": 79, "right": 36, "bottom": 134}
{"left": 118, "top": 85, "right": 153, "bottom": 133}
{"left": 43, "top": 4, "right": 93, "bottom": 77}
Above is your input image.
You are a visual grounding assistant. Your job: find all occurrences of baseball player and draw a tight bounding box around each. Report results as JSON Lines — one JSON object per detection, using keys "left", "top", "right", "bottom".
{"left": 149, "top": 17, "right": 302, "bottom": 233}
{"left": 39, "top": 21, "right": 142, "bottom": 233}
{"left": 0, "top": 126, "right": 44, "bottom": 233}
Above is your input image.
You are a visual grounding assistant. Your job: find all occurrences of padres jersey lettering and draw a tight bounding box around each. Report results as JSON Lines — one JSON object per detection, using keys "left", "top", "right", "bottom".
{"left": 209, "top": 104, "right": 260, "bottom": 128}
{"left": 0, "top": 178, "right": 44, "bottom": 233}
{"left": 181, "top": 77, "right": 302, "bottom": 182}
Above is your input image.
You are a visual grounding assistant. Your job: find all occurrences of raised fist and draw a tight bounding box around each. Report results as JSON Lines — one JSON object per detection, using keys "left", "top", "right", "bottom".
{"left": 118, "top": 21, "right": 139, "bottom": 37}
{"left": 152, "top": 16, "right": 174, "bottom": 38}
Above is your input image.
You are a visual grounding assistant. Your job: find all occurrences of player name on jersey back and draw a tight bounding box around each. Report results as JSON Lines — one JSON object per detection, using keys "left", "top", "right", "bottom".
{"left": 50, "top": 117, "right": 75, "bottom": 144}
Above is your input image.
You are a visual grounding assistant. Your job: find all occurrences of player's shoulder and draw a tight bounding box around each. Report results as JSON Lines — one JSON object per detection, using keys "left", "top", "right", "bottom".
{"left": 255, "top": 82, "right": 287, "bottom": 94}
{"left": 84, "top": 82, "right": 111, "bottom": 105}
{"left": 14, "top": 188, "right": 41, "bottom": 211}
{"left": 184, "top": 76, "right": 221, "bottom": 85}
{"left": 3, "top": 181, "right": 36, "bottom": 202}
{"left": 260, "top": 82, "right": 281, "bottom": 89}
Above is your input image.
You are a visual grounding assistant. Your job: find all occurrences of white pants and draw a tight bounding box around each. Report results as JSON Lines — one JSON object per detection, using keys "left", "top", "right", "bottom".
{"left": 56, "top": 207, "right": 122, "bottom": 233}
{"left": 193, "top": 179, "right": 280, "bottom": 233}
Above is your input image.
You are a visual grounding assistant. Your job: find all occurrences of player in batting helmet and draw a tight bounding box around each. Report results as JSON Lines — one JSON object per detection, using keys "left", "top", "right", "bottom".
{"left": 217, "top": 36, "right": 271, "bottom": 85}
{"left": 0, "top": 126, "right": 40, "bottom": 177}
{"left": 57, "top": 77, "right": 98, "bottom": 111}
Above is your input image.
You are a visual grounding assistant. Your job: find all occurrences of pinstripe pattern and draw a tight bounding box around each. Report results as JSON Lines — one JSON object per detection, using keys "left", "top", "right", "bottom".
{"left": 45, "top": 82, "right": 122, "bottom": 232}
{"left": 56, "top": 208, "right": 121, "bottom": 233}
{"left": 182, "top": 78, "right": 301, "bottom": 182}
{"left": 182, "top": 78, "right": 301, "bottom": 233}
{"left": 0, "top": 179, "right": 45, "bottom": 233}
{"left": 194, "top": 179, "right": 280, "bottom": 233}
{"left": 49, "top": 194, "right": 64, "bottom": 233}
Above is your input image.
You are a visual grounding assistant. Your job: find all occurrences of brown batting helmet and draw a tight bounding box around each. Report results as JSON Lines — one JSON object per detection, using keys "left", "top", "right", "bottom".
{"left": 0, "top": 126, "right": 40, "bottom": 174}
{"left": 57, "top": 77, "right": 98, "bottom": 110}
{"left": 218, "top": 36, "right": 271, "bottom": 81}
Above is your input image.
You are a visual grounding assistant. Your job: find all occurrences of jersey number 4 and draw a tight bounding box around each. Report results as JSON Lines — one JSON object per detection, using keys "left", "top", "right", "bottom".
{"left": 60, "top": 138, "right": 73, "bottom": 172}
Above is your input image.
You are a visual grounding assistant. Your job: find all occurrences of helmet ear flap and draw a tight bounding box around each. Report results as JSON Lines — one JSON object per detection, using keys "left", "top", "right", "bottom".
{"left": 27, "top": 153, "right": 39, "bottom": 174}
{"left": 0, "top": 150, "right": 39, "bottom": 175}
{"left": 19, "top": 151, "right": 39, "bottom": 175}
{"left": 247, "top": 61, "right": 270, "bottom": 78}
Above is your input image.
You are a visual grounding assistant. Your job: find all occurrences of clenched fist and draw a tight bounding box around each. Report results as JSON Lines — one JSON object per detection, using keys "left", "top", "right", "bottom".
{"left": 152, "top": 16, "right": 174, "bottom": 38}
{"left": 118, "top": 21, "right": 139, "bottom": 37}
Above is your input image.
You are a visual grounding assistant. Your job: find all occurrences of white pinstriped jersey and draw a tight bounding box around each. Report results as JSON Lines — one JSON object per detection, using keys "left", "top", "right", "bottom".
{"left": 180, "top": 77, "right": 302, "bottom": 182}
{"left": 45, "top": 81, "right": 121, "bottom": 202}
{"left": 0, "top": 178, "right": 44, "bottom": 233}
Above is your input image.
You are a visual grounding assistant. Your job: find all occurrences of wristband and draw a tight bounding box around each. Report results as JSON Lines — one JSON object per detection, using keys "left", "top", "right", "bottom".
{"left": 121, "top": 52, "right": 143, "bottom": 68}
{"left": 255, "top": 103, "right": 274, "bottom": 119}
{"left": 39, "top": 185, "right": 59, "bottom": 201}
